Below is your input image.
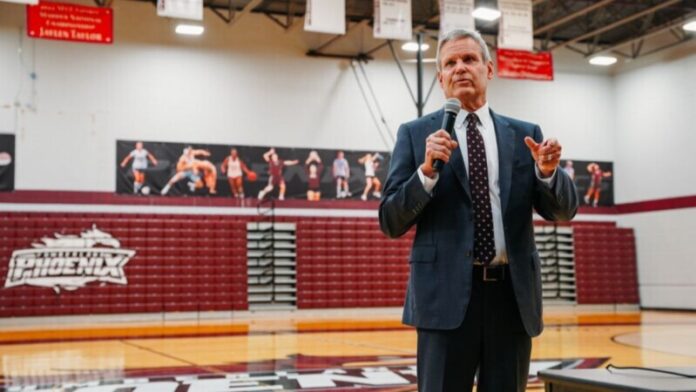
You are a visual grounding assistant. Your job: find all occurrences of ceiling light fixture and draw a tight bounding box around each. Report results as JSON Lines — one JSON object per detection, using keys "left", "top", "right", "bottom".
{"left": 404, "top": 58, "right": 437, "bottom": 63}
{"left": 402, "top": 42, "right": 430, "bottom": 52}
{"left": 472, "top": 7, "right": 501, "bottom": 21}
{"left": 589, "top": 56, "right": 617, "bottom": 66}
{"left": 683, "top": 20, "right": 696, "bottom": 32}
{"left": 175, "top": 24, "right": 204, "bottom": 36}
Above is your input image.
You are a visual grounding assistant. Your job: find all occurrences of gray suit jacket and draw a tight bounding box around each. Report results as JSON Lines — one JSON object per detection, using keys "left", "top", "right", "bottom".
{"left": 379, "top": 108, "right": 578, "bottom": 337}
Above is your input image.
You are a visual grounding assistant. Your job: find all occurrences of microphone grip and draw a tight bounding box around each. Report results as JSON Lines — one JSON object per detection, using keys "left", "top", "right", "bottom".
{"left": 431, "top": 112, "right": 457, "bottom": 173}
{"left": 433, "top": 158, "right": 445, "bottom": 172}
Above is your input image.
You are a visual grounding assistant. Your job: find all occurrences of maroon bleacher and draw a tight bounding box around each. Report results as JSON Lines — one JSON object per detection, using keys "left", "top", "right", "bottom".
{"left": 572, "top": 222, "right": 639, "bottom": 304}
{"left": 0, "top": 212, "right": 248, "bottom": 317}
{"left": 0, "top": 212, "right": 640, "bottom": 317}
{"left": 295, "top": 217, "right": 412, "bottom": 309}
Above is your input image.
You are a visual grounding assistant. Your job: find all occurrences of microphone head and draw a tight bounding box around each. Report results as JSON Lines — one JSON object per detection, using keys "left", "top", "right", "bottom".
{"left": 444, "top": 98, "right": 461, "bottom": 115}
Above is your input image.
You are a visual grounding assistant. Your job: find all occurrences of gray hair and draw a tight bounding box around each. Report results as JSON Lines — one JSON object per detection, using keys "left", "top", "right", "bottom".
{"left": 436, "top": 29, "right": 491, "bottom": 71}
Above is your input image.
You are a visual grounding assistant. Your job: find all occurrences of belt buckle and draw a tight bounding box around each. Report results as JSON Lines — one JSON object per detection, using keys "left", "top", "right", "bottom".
{"left": 483, "top": 266, "right": 501, "bottom": 282}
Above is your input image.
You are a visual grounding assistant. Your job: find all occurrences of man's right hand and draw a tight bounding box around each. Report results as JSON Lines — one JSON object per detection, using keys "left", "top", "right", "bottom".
{"left": 421, "top": 129, "right": 458, "bottom": 178}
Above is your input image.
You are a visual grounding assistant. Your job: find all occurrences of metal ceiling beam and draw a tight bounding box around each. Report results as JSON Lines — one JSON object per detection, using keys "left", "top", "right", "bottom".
{"left": 241, "top": 0, "right": 264, "bottom": 15}
{"left": 612, "top": 49, "right": 630, "bottom": 58}
{"left": 286, "top": 0, "right": 295, "bottom": 30}
{"left": 307, "top": 52, "right": 372, "bottom": 61}
{"left": 669, "top": 27, "right": 687, "bottom": 41}
{"left": 549, "top": 0, "right": 681, "bottom": 51}
{"left": 534, "top": 0, "right": 615, "bottom": 35}
{"left": 537, "top": 0, "right": 555, "bottom": 25}
{"left": 210, "top": 0, "right": 235, "bottom": 24}
{"left": 412, "top": 9, "right": 440, "bottom": 33}
{"left": 588, "top": 33, "right": 601, "bottom": 54}
{"left": 590, "top": 13, "right": 695, "bottom": 56}
{"left": 427, "top": 14, "right": 439, "bottom": 24}
{"left": 365, "top": 41, "right": 390, "bottom": 55}
{"left": 312, "top": 34, "right": 348, "bottom": 54}
{"left": 565, "top": 44, "right": 588, "bottom": 56}
{"left": 263, "top": 0, "right": 301, "bottom": 30}
{"left": 630, "top": 39, "right": 644, "bottom": 58}
{"left": 223, "top": 0, "right": 263, "bottom": 27}
{"left": 632, "top": 36, "right": 693, "bottom": 58}
{"left": 638, "top": 8, "right": 656, "bottom": 32}
{"left": 265, "top": 13, "right": 288, "bottom": 29}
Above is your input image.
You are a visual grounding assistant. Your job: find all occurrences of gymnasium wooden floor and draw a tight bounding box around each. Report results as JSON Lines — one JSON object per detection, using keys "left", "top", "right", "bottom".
{"left": 1, "top": 307, "right": 696, "bottom": 391}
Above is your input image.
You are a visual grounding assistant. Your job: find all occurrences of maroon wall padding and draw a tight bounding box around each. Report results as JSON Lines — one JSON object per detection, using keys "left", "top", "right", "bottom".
{"left": 295, "top": 218, "right": 413, "bottom": 309}
{"left": 573, "top": 225, "right": 639, "bottom": 304}
{"left": 0, "top": 213, "right": 248, "bottom": 317}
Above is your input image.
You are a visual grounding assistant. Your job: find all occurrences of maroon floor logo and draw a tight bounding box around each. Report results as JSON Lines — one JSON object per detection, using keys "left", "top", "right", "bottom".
{"left": 0, "top": 355, "right": 609, "bottom": 391}
{"left": 4, "top": 225, "right": 135, "bottom": 293}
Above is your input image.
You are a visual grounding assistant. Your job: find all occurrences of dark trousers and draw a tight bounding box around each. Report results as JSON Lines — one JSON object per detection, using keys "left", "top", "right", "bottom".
{"left": 416, "top": 265, "right": 532, "bottom": 391}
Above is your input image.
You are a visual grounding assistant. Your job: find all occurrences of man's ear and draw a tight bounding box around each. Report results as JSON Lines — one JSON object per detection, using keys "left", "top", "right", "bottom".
{"left": 487, "top": 60, "right": 494, "bottom": 80}
{"left": 437, "top": 70, "right": 444, "bottom": 88}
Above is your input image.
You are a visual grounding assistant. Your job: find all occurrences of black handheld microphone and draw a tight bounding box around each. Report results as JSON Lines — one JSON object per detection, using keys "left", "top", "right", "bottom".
{"left": 432, "top": 98, "right": 462, "bottom": 172}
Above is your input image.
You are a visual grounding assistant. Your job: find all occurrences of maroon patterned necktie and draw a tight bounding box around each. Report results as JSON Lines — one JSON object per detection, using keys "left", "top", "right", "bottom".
{"left": 466, "top": 113, "right": 496, "bottom": 265}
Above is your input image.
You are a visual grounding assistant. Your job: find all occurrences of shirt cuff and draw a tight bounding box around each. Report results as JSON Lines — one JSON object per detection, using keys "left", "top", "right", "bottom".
{"left": 535, "top": 165, "right": 556, "bottom": 187}
{"left": 417, "top": 167, "right": 439, "bottom": 194}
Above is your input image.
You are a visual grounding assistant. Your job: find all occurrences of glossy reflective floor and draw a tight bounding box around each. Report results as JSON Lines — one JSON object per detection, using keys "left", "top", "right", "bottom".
{"left": 1, "top": 307, "right": 696, "bottom": 391}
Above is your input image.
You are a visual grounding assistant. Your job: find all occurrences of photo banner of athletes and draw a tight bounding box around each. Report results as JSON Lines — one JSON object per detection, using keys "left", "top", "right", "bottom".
{"left": 561, "top": 159, "right": 614, "bottom": 207}
{"left": 116, "top": 140, "right": 390, "bottom": 201}
{"left": 0, "top": 134, "right": 15, "bottom": 192}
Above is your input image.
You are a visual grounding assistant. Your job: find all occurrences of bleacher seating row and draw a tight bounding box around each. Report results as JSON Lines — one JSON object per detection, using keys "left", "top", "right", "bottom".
{"left": 0, "top": 213, "right": 641, "bottom": 317}
{"left": 0, "top": 212, "right": 249, "bottom": 317}
{"left": 297, "top": 273, "right": 408, "bottom": 283}
{"left": 573, "top": 225, "right": 639, "bottom": 304}
{"left": 295, "top": 219, "right": 640, "bottom": 308}
{"left": 297, "top": 265, "right": 410, "bottom": 273}
{"left": 298, "top": 236, "right": 412, "bottom": 246}
{"left": 298, "top": 249, "right": 410, "bottom": 258}
{"left": 295, "top": 218, "right": 410, "bottom": 309}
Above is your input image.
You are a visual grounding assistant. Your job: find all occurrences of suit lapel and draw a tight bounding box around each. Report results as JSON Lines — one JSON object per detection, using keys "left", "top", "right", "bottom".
{"left": 491, "top": 109, "right": 515, "bottom": 214}
{"left": 429, "top": 110, "right": 472, "bottom": 199}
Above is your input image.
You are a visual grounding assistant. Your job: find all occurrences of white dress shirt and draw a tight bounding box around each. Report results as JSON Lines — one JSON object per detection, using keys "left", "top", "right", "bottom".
{"left": 418, "top": 103, "right": 555, "bottom": 265}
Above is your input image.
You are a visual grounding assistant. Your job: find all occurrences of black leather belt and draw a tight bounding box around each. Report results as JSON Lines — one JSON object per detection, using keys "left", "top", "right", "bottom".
{"left": 473, "top": 264, "right": 507, "bottom": 282}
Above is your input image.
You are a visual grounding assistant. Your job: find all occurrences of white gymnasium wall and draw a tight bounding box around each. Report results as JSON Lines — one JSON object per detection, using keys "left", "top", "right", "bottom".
{"left": 613, "top": 53, "right": 696, "bottom": 203}
{"left": 619, "top": 208, "right": 696, "bottom": 310}
{"left": 613, "top": 52, "right": 696, "bottom": 310}
{"left": 0, "top": 0, "right": 615, "bottom": 191}
{"left": 487, "top": 74, "right": 616, "bottom": 162}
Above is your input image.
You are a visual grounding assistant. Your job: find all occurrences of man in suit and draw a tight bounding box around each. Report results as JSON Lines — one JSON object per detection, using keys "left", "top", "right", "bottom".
{"left": 379, "top": 29, "right": 578, "bottom": 391}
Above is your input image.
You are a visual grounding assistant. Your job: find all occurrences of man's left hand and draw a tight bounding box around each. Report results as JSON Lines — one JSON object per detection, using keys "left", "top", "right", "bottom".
{"left": 524, "top": 137, "right": 562, "bottom": 178}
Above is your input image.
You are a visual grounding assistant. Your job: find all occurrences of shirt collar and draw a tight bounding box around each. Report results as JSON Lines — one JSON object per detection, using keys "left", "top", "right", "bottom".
{"left": 454, "top": 102, "right": 491, "bottom": 129}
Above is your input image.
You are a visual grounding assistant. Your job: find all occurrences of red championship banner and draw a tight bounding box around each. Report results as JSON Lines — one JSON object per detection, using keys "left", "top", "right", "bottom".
{"left": 497, "top": 49, "right": 553, "bottom": 81}
{"left": 26, "top": 1, "right": 113, "bottom": 44}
